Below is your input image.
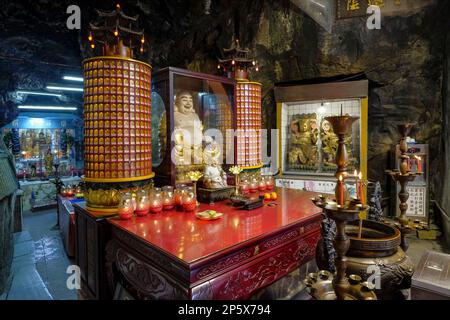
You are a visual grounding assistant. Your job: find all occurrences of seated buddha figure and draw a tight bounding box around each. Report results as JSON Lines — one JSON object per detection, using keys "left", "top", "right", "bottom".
{"left": 173, "top": 91, "right": 203, "bottom": 164}
{"left": 203, "top": 136, "right": 227, "bottom": 189}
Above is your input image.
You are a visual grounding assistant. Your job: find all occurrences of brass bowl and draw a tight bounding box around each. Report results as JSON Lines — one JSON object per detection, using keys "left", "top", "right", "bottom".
{"left": 346, "top": 220, "right": 401, "bottom": 258}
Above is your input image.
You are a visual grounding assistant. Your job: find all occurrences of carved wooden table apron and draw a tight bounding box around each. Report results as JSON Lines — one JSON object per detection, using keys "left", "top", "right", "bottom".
{"left": 105, "top": 188, "right": 323, "bottom": 299}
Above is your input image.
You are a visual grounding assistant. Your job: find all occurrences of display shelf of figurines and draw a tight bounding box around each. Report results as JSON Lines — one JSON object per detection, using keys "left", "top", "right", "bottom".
{"left": 151, "top": 67, "right": 236, "bottom": 186}
{"left": 83, "top": 57, "right": 153, "bottom": 182}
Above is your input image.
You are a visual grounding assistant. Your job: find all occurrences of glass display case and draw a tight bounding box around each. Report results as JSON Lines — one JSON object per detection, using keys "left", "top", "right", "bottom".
{"left": 275, "top": 79, "right": 368, "bottom": 194}
{"left": 281, "top": 100, "right": 361, "bottom": 175}
{"left": 152, "top": 67, "right": 236, "bottom": 185}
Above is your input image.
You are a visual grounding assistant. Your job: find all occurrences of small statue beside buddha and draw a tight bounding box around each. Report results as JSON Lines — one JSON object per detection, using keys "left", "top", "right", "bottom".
{"left": 203, "top": 136, "right": 228, "bottom": 189}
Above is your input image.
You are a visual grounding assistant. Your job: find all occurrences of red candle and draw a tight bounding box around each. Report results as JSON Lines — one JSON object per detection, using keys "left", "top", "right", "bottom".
{"left": 265, "top": 179, "right": 274, "bottom": 191}
{"left": 249, "top": 180, "right": 258, "bottom": 193}
{"left": 118, "top": 207, "right": 133, "bottom": 220}
{"left": 416, "top": 156, "right": 422, "bottom": 173}
{"left": 339, "top": 175, "right": 344, "bottom": 207}
{"left": 240, "top": 184, "right": 249, "bottom": 194}
{"left": 163, "top": 198, "right": 175, "bottom": 210}
{"left": 135, "top": 202, "right": 150, "bottom": 216}
{"left": 183, "top": 199, "right": 196, "bottom": 212}
{"left": 358, "top": 172, "right": 365, "bottom": 206}
{"left": 149, "top": 200, "right": 163, "bottom": 213}
{"left": 174, "top": 193, "right": 183, "bottom": 206}
{"left": 258, "top": 180, "right": 266, "bottom": 191}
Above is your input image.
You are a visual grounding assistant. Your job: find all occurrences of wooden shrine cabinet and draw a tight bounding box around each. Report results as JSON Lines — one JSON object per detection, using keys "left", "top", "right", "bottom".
{"left": 151, "top": 67, "right": 236, "bottom": 186}
{"left": 74, "top": 203, "right": 112, "bottom": 300}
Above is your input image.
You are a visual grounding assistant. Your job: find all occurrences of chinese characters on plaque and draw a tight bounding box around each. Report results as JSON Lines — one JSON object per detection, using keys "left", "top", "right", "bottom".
{"left": 337, "top": 0, "right": 402, "bottom": 19}
{"left": 405, "top": 186, "right": 426, "bottom": 218}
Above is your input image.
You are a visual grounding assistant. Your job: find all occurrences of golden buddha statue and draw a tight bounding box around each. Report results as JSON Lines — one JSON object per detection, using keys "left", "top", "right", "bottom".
{"left": 173, "top": 91, "right": 204, "bottom": 165}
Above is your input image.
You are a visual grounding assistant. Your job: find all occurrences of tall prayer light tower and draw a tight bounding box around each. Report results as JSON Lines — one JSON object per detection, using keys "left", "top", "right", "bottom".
{"left": 83, "top": 4, "right": 153, "bottom": 214}
{"left": 218, "top": 39, "right": 262, "bottom": 175}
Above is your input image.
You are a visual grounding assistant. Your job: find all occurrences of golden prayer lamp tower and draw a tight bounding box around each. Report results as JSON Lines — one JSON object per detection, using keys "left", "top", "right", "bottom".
{"left": 83, "top": 4, "right": 154, "bottom": 214}
{"left": 218, "top": 39, "right": 263, "bottom": 172}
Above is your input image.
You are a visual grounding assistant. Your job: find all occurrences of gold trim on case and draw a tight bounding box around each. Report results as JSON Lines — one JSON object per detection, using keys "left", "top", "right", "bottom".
{"left": 241, "top": 164, "right": 264, "bottom": 170}
{"left": 236, "top": 79, "right": 262, "bottom": 86}
{"left": 83, "top": 173, "right": 155, "bottom": 183}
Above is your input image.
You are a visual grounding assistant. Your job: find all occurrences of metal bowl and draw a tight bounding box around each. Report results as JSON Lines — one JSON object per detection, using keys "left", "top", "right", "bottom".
{"left": 346, "top": 220, "right": 401, "bottom": 258}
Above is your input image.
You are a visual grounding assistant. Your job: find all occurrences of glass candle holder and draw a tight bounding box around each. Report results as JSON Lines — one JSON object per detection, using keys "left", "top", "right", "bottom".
{"left": 258, "top": 178, "right": 267, "bottom": 191}
{"left": 249, "top": 178, "right": 258, "bottom": 193}
{"left": 240, "top": 180, "right": 250, "bottom": 194}
{"left": 162, "top": 186, "right": 175, "bottom": 210}
{"left": 66, "top": 185, "right": 75, "bottom": 197}
{"left": 135, "top": 190, "right": 150, "bottom": 216}
{"left": 118, "top": 192, "right": 134, "bottom": 220}
{"left": 149, "top": 188, "right": 163, "bottom": 213}
{"left": 174, "top": 185, "right": 186, "bottom": 208}
{"left": 182, "top": 187, "right": 196, "bottom": 212}
{"left": 265, "top": 176, "right": 274, "bottom": 191}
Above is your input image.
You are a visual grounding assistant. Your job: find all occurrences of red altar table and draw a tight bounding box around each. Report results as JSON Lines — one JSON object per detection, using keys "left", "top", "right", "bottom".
{"left": 104, "top": 188, "right": 323, "bottom": 300}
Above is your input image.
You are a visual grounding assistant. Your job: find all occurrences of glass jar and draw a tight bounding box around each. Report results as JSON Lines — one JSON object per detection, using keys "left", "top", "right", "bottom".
{"left": 149, "top": 188, "right": 163, "bottom": 213}
{"left": 174, "top": 185, "right": 186, "bottom": 208}
{"left": 162, "top": 186, "right": 175, "bottom": 210}
{"left": 135, "top": 189, "right": 150, "bottom": 216}
{"left": 66, "top": 185, "right": 75, "bottom": 197}
{"left": 182, "top": 186, "right": 196, "bottom": 212}
{"left": 265, "top": 176, "right": 274, "bottom": 191}
{"left": 258, "top": 178, "right": 267, "bottom": 191}
{"left": 249, "top": 178, "right": 258, "bottom": 193}
{"left": 75, "top": 185, "right": 83, "bottom": 198}
{"left": 240, "top": 179, "right": 250, "bottom": 194}
{"left": 118, "top": 192, "right": 134, "bottom": 220}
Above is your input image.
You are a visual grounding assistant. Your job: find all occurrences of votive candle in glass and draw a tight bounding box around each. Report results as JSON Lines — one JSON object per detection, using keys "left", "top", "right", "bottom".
{"left": 240, "top": 180, "right": 250, "bottom": 194}
{"left": 162, "top": 186, "right": 175, "bottom": 210}
{"left": 249, "top": 178, "right": 258, "bottom": 193}
{"left": 149, "top": 188, "right": 163, "bottom": 213}
{"left": 174, "top": 185, "right": 186, "bottom": 208}
{"left": 182, "top": 187, "right": 196, "bottom": 212}
{"left": 135, "top": 190, "right": 150, "bottom": 216}
{"left": 258, "top": 178, "right": 267, "bottom": 191}
{"left": 265, "top": 176, "right": 274, "bottom": 191}
{"left": 118, "top": 192, "right": 134, "bottom": 220}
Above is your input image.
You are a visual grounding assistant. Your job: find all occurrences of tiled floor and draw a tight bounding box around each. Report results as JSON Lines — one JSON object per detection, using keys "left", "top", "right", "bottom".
{"left": 22, "top": 209, "right": 77, "bottom": 300}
